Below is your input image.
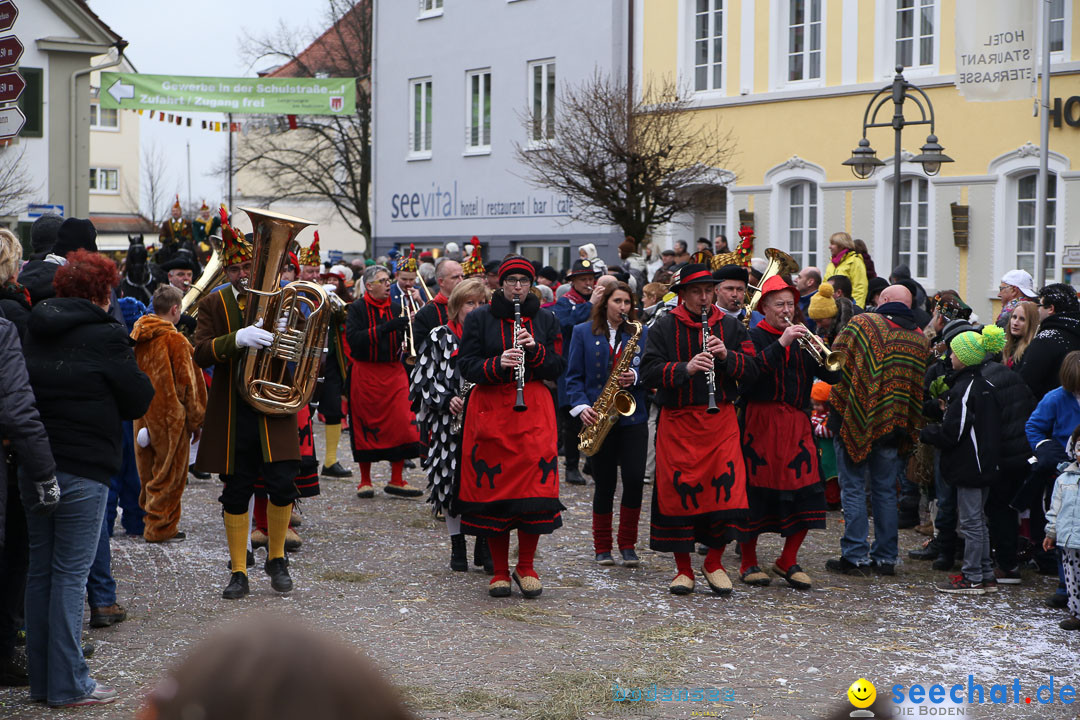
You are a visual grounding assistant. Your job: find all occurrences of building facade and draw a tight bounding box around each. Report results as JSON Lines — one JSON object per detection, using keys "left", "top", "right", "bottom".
{"left": 641, "top": 0, "right": 1080, "bottom": 321}
{"left": 371, "top": 0, "right": 631, "bottom": 272}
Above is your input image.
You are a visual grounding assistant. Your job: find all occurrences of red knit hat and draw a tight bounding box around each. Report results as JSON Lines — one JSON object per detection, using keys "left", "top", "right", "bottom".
{"left": 497, "top": 255, "right": 535, "bottom": 284}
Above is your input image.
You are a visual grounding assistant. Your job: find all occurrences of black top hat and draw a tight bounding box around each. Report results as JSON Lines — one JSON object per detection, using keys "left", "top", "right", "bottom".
{"left": 160, "top": 256, "right": 199, "bottom": 273}
{"left": 670, "top": 263, "right": 722, "bottom": 291}
{"left": 712, "top": 264, "right": 749, "bottom": 284}
{"left": 566, "top": 258, "right": 599, "bottom": 278}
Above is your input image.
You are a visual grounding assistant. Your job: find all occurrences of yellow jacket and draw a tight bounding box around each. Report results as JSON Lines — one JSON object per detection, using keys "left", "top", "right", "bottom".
{"left": 825, "top": 251, "right": 868, "bottom": 307}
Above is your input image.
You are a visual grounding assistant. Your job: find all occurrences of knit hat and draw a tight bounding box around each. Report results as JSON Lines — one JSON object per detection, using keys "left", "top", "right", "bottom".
{"left": 618, "top": 239, "right": 637, "bottom": 259}
{"left": 31, "top": 213, "right": 64, "bottom": 255}
{"left": 498, "top": 254, "right": 535, "bottom": 284}
{"left": 219, "top": 206, "right": 252, "bottom": 266}
{"left": 867, "top": 276, "right": 889, "bottom": 302}
{"left": 538, "top": 266, "right": 558, "bottom": 283}
{"left": 941, "top": 318, "right": 976, "bottom": 346}
{"left": 298, "top": 231, "right": 321, "bottom": 267}
{"left": 117, "top": 296, "right": 148, "bottom": 332}
{"left": 808, "top": 283, "right": 838, "bottom": 320}
{"left": 810, "top": 381, "right": 832, "bottom": 404}
{"left": 53, "top": 218, "right": 98, "bottom": 256}
{"left": 950, "top": 325, "right": 1006, "bottom": 367}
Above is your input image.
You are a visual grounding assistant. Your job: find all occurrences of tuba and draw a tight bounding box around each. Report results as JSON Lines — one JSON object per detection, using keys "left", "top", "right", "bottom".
{"left": 744, "top": 248, "right": 801, "bottom": 320}
{"left": 180, "top": 233, "right": 224, "bottom": 320}
{"left": 578, "top": 316, "right": 643, "bottom": 455}
{"left": 237, "top": 207, "right": 332, "bottom": 416}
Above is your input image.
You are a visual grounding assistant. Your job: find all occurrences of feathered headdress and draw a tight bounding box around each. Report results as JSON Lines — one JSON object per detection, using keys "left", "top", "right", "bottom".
{"left": 462, "top": 239, "right": 485, "bottom": 277}
{"left": 298, "top": 231, "right": 321, "bottom": 267}
{"left": 398, "top": 243, "right": 419, "bottom": 273}
{"left": 219, "top": 204, "right": 252, "bottom": 266}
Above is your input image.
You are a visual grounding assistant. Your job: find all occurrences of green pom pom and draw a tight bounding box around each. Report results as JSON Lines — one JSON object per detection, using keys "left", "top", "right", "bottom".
{"left": 980, "top": 324, "right": 1006, "bottom": 354}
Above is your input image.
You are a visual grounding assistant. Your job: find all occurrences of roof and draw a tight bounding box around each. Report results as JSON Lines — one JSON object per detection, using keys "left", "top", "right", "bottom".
{"left": 89, "top": 213, "right": 156, "bottom": 235}
{"left": 265, "top": 1, "right": 369, "bottom": 81}
{"left": 71, "top": 0, "right": 122, "bottom": 43}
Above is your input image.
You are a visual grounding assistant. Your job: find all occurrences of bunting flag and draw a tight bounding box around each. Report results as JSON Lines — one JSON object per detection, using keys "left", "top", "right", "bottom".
{"left": 124, "top": 107, "right": 309, "bottom": 134}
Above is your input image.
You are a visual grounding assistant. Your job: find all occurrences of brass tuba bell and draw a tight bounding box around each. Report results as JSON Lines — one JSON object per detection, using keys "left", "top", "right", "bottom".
{"left": 236, "top": 207, "right": 332, "bottom": 416}
{"left": 745, "top": 248, "right": 801, "bottom": 317}
{"left": 180, "top": 233, "right": 224, "bottom": 321}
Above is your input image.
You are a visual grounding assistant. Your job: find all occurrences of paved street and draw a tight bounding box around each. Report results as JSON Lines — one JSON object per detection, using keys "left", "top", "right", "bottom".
{"left": 1, "top": 433, "right": 1076, "bottom": 720}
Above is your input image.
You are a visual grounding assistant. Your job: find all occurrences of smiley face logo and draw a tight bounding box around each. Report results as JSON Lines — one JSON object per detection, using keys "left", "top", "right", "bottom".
{"left": 848, "top": 678, "right": 876, "bottom": 708}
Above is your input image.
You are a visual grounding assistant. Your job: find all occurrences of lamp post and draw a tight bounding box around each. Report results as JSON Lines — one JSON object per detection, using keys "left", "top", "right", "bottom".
{"left": 843, "top": 66, "right": 953, "bottom": 272}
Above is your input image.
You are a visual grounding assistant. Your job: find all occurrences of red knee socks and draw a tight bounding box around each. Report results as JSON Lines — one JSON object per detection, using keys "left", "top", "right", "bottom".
{"left": 739, "top": 537, "right": 759, "bottom": 574}
{"left": 487, "top": 532, "right": 511, "bottom": 582}
{"left": 516, "top": 531, "right": 540, "bottom": 579}
{"left": 674, "top": 552, "right": 694, "bottom": 579}
{"left": 592, "top": 513, "right": 613, "bottom": 555}
{"left": 357, "top": 462, "right": 372, "bottom": 489}
{"left": 616, "top": 505, "right": 640, "bottom": 551}
{"left": 389, "top": 460, "right": 405, "bottom": 487}
{"left": 776, "top": 530, "right": 808, "bottom": 572}
{"left": 253, "top": 495, "right": 268, "bottom": 533}
{"left": 704, "top": 545, "right": 726, "bottom": 574}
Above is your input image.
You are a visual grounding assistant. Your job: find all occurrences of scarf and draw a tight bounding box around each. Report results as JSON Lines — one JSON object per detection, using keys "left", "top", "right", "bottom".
{"left": 2, "top": 280, "right": 30, "bottom": 308}
{"left": 831, "top": 248, "right": 849, "bottom": 265}
{"left": 565, "top": 288, "right": 588, "bottom": 305}
{"left": 671, "top": 303, "right": 720, "bottom": 330}
{"left": 448, "top": 319, "right": 464, "bottom": 339}
{"left": 366, "top": 294, "right": 391, "bottom": 311}
{"left": 433, "top": 292, "right": 449, "bottom": 305}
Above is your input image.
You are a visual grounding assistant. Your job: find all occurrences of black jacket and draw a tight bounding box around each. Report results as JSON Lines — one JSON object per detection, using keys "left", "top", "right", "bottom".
{"left": 0, "top": 284, "right": 30, "bottom": 340}
{"left": 17, "top": 259, "right": 59, "bottom": 304}
{"left": 22, "top": 297, "right": 154, "bottom": 483}
{"left": 981, "top": 361, "right": 1037, "bottom": 470}
{"left": 1018, "top": 311, "right": 1080, "bottom": 401}
{"left": 921, "top": 362, "right": 1002, "bottom": 488}
{"left": 0, "top": 316, "right": 55, "bottom": 548}
{"left": 458, "top": 293, "right": 564, "bottom": 385}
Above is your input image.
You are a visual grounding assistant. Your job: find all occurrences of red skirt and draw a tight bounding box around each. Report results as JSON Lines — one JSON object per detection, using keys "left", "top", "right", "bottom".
{"left": 349, "top": 360, "right": 420, "bottom": 462}
{"left": 457, "top": 381, "right": 564, "bottom": 536}
{"left": 741, "top": 401, "right": 826, "bottom": 536}
{"left": 649, "top": 404, "right": 750, "bottom": 552}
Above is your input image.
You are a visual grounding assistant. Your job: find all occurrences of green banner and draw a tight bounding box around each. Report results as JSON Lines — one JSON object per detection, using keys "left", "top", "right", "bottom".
{"left": 99, "top": 72, "right": 356, "bottom": 115}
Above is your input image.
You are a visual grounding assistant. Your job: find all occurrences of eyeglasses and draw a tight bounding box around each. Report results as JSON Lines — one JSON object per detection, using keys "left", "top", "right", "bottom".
{"left": 503, "top": 277, "right": 531, "bottom": 287}
{"left": 367, "top": 278, "right": 390, "bottom": 286}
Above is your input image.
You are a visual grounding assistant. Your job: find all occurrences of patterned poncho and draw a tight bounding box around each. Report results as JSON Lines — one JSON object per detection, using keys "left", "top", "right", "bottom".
{"left": 408, "top": 324, "right": 463, "bottom": 515}
{"left": 829, "top": 312, "right": 931, "bottom": 463}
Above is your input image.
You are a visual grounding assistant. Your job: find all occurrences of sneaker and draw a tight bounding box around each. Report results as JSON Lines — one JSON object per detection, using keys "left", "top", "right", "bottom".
{"left": 994, "top": 567, "right": 1022, "bottom": 585}
{"left": 51, "top": 682, "right": 118, "bottom": 708}
{"left": 620, "top": 548, "right": 641, "bottom": 568}
{"left": 1060, "top": 616, "right": 1080, "bottom": 631}
{"left": 595, "top": 552, "right": 615, "bottom": 566}
{"left": 320, "top": 462, "right": 353, "bottom": 478}
{"left": 825, "top": 557, "right": 870, "bottom": 577}
{"left": 869, "top": 560, "right": 896, "bottom": 576}
{"left": 221, "top": 571, "right": 250, "bottom": 600}
{"left": 265, "top": 556, "right": 293, "bottom": 593}
{"left": 982, "top": 577, "right": 999, "bottom": 593}
{"left": 935, "top": 574, "right": 986, "bottom": 595}
{"left": 89, "top": 604, "right": 127, "bottom": 628}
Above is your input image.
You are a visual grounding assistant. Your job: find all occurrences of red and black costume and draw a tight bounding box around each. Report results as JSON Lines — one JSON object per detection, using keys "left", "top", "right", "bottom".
{"left": 345, "top": 291, "right": 420, "bottom": 493}
{"left": 411, "top": 291, "right": 450, "bottom": 355}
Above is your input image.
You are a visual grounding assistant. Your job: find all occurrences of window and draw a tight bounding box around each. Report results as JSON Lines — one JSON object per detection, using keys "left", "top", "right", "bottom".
{"left": 693, "top": 0, "right": 724, "bottom": 91}
{"left": 419, "top": 0, "right": 443, "bottom": 17}
{"left": 897, "top": 177, "right": 929, "bottom": 278}
{"left": 466, "top": 69, "right": 491, "bottom": 152}
{"left": 517, "top": 242, "right": 570, "bottom": 274}
{"left": 409, "top": 78, "right": 432, "bottom": 158}
{"left": 89, "top": 167, "right": 119, "bottom": 193}
{"left": 787, "top": 0, "right": 822, "bottom": 82}
{"left": 895, "top": 0, "right": 934, "bottom": 69}
{"left": 1050, "top": 0, "right": 1065, "bottom": 54}
{"left": 17, "top": 67, "right": 42, "bottom": 138}
{"left": 785, "top": 181, "right": 818, "bottom": 270}
{"left": 528, "top": 60, "right": 555, "bottom": 144}
{"left": 1016, "top": 173, "right": 1057, "bottom": 279}
{"left": 89, "top": 103, "right": 118, "bottom": 129}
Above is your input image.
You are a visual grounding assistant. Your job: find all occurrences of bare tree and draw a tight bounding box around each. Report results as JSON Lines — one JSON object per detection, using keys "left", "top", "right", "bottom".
{"left": 125, "top": 140, "right": 178, "bottom": 227}
{"left": 515, "top": 74, "right": 736, "bottom": 246}
{"left": 237, "top": 0, "right": 371, "bottom": 240}
{"left": 0, "top": 144, "right": 40, "bottom": 218}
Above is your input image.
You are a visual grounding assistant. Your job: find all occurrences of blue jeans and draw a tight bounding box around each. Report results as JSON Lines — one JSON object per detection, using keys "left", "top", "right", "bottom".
{"left": 835, "top": 440, "right": 900, "bottom": 565}
{"left": 106, "top": 420, "right": 144, "bottom": 537}
{"left": 23, "top": 471, "right": 108, "bottom": 705}
{"left": 85, "top": 511, "right": 116, "bottom": 609}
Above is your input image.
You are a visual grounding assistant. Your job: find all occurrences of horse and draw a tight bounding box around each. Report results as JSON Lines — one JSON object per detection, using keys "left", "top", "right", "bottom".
{"left": 119, "top": 234, "right": 161, "bottom": 305}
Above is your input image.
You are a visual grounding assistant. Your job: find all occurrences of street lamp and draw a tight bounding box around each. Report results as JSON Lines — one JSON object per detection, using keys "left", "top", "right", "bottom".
{"left": 843, "top": 66, "right": 953, "bottom": 271}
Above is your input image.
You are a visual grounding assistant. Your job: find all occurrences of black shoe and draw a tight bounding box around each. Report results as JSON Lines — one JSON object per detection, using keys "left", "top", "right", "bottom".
{"left": 450, "top": 534, "right": 468, "bottom": 572}
{"left": 565, "top": 468, "right": 586, "bottom": 485}
{"left": 227, "top": 549, "right": 256, "bottom": 571}
{"left": 825, "top": 557, "right": 871, "bottom": 577}
{"left": 222, "top": 571, "right": 250, "bottom": 600}
{"left": 473, "top": 536, "right": 494, "bottom": 575}
{"left": 897, "top": 510, "right": 919, "bottom": 529}
{"left": 189, "top": 465, "right": 211, "bottom": 480}
{"left": 620, "top": 548, "right": 640, "bottom": 568}
{"left": 870, "top": 560, "right": 896, "bottom": 576}
{"left": 265, "top": 556, "right": 293, "bottom": 593}
{"left": 595, "top": 552, "right": 615, "bottom": 566}
{"left": 909, "top": 537, "right": 940, "bottom": 560}
{"left": 1046, "top": 593, "right": 1070, "bottom": 609}
{"left": 321, "top": 462, "right": 353, "bottom": 478}
{"left": 404, "top": 459, "right": 417, "bottom": 469}
{"left": 932, "top": 554, "right": 956, "bottom": 572}
{"left": 1061, "top": 616, "right": 1080, "bottom": 631}
{"left": 696, "top": 543, "right": 709, "bottom": 556}
{"left": 0, "top": 648, "right": 29, "bottom": 686}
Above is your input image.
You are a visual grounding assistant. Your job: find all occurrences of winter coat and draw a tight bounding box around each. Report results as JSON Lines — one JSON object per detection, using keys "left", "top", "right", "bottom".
{"left": 458, "top": 292, "right": 565, "bottom": 386}
{"left": 824, "top": 250, "right": 868, "bottom": 308}
{"left": 0, "top": 316, "right": 55, "bottom": 548}
{"left": 17, "top": 258, "right": 60, "bottom": 304}
{"left": 552, "top": 289, "right": 592, "bottom": 405}
{"left": 980, "top": 361, "right": 1037, "bottom": 469}
{"left": 1046, "top": 467, "right": 1080, "bottom": 550}
{"left": 565, "top": 319, "right": 648, "bottom": 426}
{"left": 1025, "top": 386, "right": 1080, "bottom": 454}
{"left": 22, "top": 297, "right": 154, "bottom": 484}
{"left": 1018, "top": 311, "right": 1080, "bottom": 401}
{"left": 920, "top": 362, "right": 1001, "bottom": 489}
{"left": 0, "top": 283, "right": 30, "bottom": 340}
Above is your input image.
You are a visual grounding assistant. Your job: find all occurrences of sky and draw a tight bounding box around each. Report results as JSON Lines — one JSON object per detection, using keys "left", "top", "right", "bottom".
{"left": 87, "top": 0, "right": 323, "bottom": 214}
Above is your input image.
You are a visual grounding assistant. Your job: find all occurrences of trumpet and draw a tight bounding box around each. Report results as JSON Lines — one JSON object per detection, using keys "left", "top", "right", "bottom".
{"left": 781, "top": 316, "right": 844, "bottom": 372}
{"left": 400, "top": 290, "right": 418, "bottom": 365}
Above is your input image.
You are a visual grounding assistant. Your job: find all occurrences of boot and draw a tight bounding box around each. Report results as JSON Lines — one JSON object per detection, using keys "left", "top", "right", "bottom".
{"left": 473, "top": 536, "right": 494, "bottom": 575}
{"left": 565, "top": 467, "right": 587, "bottom": 486}
{"left": 909, "top": 535, "right": 940, "bottom": 560}
{"left": 450, "top": 534, "right": 468, "bottom": 572}
{"left": 897, "top": 508, "right": 920, "bottom": 529}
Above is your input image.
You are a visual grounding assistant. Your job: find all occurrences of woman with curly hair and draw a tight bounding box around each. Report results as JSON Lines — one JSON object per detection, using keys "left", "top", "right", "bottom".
{"left": 21, "top": 248, "right": 154, "bottom": 707}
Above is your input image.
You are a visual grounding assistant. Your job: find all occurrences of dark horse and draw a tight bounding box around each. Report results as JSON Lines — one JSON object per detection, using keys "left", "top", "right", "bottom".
{"left": 119, "top": 234, "right": 161, "bottom": 305}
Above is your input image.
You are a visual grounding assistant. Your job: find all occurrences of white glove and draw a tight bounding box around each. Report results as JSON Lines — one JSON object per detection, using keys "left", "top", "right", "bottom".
{"left": 276, "top": 314, "right": 288, "bottom": 333}
{"left": 136, "top": 427, "right": 150, "bottom": 448}
{"left": 235, "top": 318, "right": 273, "bottom": 348}
{"left": 323, "top": 283, "right": 338, "bottom": 294}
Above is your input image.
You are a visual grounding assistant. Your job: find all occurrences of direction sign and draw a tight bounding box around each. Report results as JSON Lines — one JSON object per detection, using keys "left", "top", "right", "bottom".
{"left": 0, "top": 105, "right": 24, "bottom": 139}
{"left": 28, "top": 203, "right": 64, "bottom": 218}
{"left": 0, "top": 70, "right": 22, "bottom": 103}
{"left": 0, "top": 36, "right": 21, "bottom": 69}
{"left": 0, "top": 2, "right": 16, "bottom": 33}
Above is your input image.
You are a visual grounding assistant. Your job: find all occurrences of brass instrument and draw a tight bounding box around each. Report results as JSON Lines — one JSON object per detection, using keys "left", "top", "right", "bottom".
{"left": 400, "top": 290, "right": 418, "bottom": 365}
{"left": 237, "top": 207, "right": 332, "bottom": 416}
{"left": 180, "top": 233, "right": 224, "bottom": 319}
{"left": 512, "top": 299, "right": 526, "bottom": 412}
{"left": 744, "top": 248, "right": 801, "bottom": 322}
{"left": 782, "top": 316, "right": 844, "bottom": 371}
{"left": 577, "top": 315, "right": 642, "bottom": 456}
{"left": 701, "top": 307, "right": 720, "bottom": 414}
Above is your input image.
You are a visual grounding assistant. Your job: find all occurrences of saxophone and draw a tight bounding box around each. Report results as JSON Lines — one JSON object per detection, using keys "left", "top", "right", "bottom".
{"left": 577, "top": 316, "right": 643, "bottom": 456}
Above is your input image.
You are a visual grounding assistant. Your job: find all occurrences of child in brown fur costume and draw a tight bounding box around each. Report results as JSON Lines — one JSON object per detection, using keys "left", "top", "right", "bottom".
{"left": 132, "top": 285, "right": 207, "bottom": 542}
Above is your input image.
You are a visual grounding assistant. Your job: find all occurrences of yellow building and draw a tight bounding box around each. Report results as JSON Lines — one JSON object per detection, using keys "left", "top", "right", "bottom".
{"left": 640, "top": 0, "right": 1080, "bottom": 320}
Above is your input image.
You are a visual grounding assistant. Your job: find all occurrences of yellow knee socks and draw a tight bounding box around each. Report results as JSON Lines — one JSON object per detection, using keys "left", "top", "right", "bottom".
{"left": 224, "top": 512, "right": 250, "bottom": 576}
{"left": 266, "top": 501, "right": 292, "bottom": 561}
{"left": 325, "top": 423, "right": 341, "bottom": 467}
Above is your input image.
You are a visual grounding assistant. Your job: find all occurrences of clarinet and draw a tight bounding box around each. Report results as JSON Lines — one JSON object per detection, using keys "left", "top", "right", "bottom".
{"left": 512, "top": 300, "right": 527, "bottom": 412}
{"left": 701, "top": 308, "right": 720, "bottom": 414}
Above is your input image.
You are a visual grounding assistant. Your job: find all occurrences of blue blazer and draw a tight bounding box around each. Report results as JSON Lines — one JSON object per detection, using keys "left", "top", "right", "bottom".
{"left": 565, "top": 320, "right": 648, "bottom": 426}
{"left": 552, "top": 293, "right": 593, "bottom": 406}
